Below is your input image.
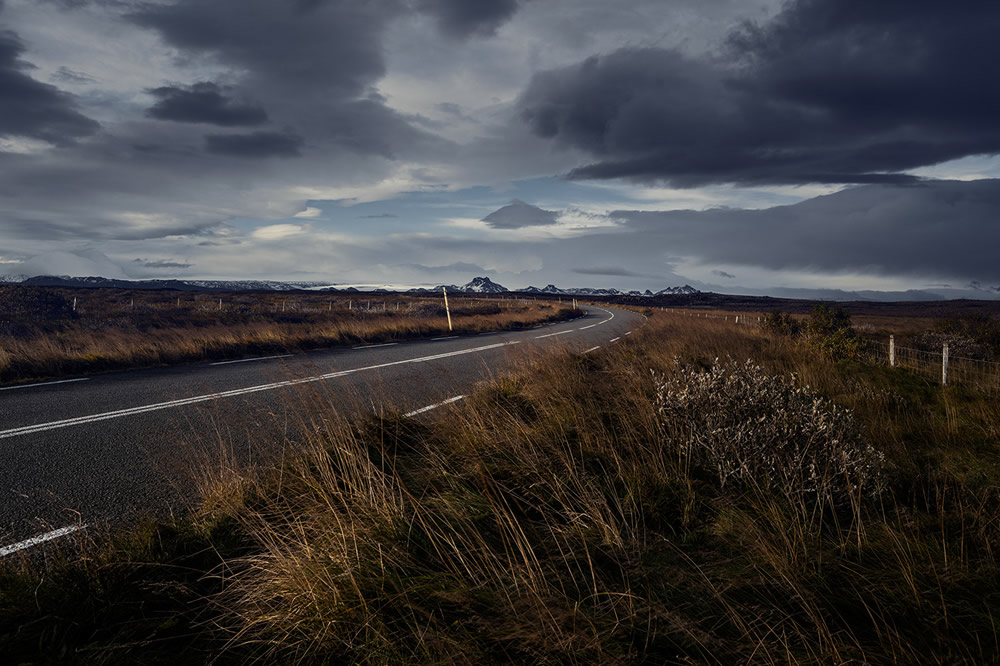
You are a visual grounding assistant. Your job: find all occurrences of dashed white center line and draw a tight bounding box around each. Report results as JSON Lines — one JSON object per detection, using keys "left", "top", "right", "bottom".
{"left": 625, "top": 331, "right": 632, "bottom": 335}
{"left": 0, "top": 378, "right": 89, "bottom": 391}
{"left": 404, "top": 395, "right": 465, "bottom": 417}
{"left": 0, "top": 524, "right": 86, "bottom": 557}
{"left": 610, "top": 337, "right": 620, "bottom": 343}
{"left": 353, "top": 342, "right": 398, "bottom": 349}
{"left": 211, "top": 354, "right": 292, "bottom": 366}
{"left": 0, "top": 340, "right": 520, "bottom": 440}
{"left": 583, "top": 346, "right": 601, "bottom": 353}
{"left": 431, "top": 336, "right": 458, "bottom": 341}
{"left": 579, "top": 324, "right": 597, "bottom": 330}
{"left": 535, "top": 330, "right": 572, "bottom": 339}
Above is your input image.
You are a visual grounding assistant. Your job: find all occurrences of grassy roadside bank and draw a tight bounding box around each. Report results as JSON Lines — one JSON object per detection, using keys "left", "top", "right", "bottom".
{"left": 2, "top": 311, "right": 998, "bottom": 663}
{"left": 0, "top": 286, "right": 576, "bottom": 385}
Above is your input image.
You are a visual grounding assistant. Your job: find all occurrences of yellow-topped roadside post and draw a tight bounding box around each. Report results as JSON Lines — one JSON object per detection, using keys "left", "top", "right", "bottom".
{"left": 442, "top": 286, "right": 453, "bottom": 332}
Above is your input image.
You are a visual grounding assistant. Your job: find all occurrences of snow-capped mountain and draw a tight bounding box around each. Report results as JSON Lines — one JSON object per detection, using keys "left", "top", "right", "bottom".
{"left": 412, "top": 277, "right": 509, "bottom": 293}
{"left": 462, "top": 276, "right": 507, "bottom": 293}
{"left": 655, "top": 285, "right": 699, "bottom": 295}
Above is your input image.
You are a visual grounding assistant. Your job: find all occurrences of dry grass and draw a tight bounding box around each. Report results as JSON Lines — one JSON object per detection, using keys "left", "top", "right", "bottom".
{"left": 0, "top": 286, "right": 572, "bottom": 384}
{"left": 2, "top": 311, "right": 999, "bottom": 663}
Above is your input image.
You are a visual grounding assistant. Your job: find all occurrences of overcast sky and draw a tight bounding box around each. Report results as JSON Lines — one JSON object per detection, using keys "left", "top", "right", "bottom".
{"left": 2, "top": 0, "right": 999, "bottom": 297}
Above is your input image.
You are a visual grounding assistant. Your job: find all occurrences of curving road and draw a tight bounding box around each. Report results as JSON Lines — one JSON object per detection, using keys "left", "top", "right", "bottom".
{"left": 0, "top": 305, "right": 642, "bottom": 556}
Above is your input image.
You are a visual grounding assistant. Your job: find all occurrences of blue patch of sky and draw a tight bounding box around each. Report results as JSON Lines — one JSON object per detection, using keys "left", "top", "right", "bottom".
{"left": 253, "top": 177, "right": 645, "bottom": 237}
{"left": 230, "top": 175, "right": 835, "bottom": 237}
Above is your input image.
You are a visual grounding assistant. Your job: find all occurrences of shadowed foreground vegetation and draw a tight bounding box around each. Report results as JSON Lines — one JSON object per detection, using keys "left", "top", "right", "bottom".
{"left": 2, "top": 311, "right": 999, "bottom": 663}
{"left": 0, "top": 286, "right": 572, "bottom": 384}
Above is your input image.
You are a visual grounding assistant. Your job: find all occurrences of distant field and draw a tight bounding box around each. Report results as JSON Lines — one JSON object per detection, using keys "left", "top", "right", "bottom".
{"left": 0, "top": 285, "right": 575, "bottom": 384}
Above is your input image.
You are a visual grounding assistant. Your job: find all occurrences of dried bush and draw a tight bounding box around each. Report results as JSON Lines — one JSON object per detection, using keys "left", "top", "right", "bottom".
{"left": 912, "top": 330, "right": 990, "bottom": 360}
{"left": 654, "top": 359, "right": 884, "bottom": 504}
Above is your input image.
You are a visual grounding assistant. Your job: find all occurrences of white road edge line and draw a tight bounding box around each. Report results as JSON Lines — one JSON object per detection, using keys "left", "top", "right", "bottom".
{"left": 0, "top": 524, "right": 86, "bottom": 557}
{"left": 0, "top": 341, "right": 520, "bottom": 440}
{"left": 353, "top": 342, "right": 398, "bottom": 349}
{"left": 404, "top": 395, "right": 465, "bottom": 417}
{"left": 431, "top": 336, "right": 458, "bottom": 341}
{"left": 583, "top": 346, "right": 600, "bottom": 353}
{"left": 0, "top": 378, "right": 89, "bottom": 392}
{"left": 625, "top": 331, "right": 632, "bottom": 335}
{"left": 211, "top": 354, "right": 292, "bottom": 366}
{"left": 579, "top": 324, "right": 597, "bottom": 330}
{"left": 610, "top": 337, "right": 620, "bottom": 343}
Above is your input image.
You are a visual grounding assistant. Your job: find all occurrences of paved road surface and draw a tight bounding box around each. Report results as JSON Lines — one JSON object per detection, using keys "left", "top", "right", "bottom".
{"left": 0, "top": 305, "right": 642, "bottom": 555}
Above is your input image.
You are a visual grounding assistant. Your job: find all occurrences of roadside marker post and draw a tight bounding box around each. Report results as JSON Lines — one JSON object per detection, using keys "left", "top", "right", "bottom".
{"left": 942, "top": 343, "right": 949, "bottom": 386}
{"left": 443, "top": 286, "right": 453, "bottom": 332}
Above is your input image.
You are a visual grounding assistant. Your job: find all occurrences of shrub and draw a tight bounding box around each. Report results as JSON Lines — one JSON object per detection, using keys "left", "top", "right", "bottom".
{"left": 805, "top": 303, "right": 862, "bottom": 359}
{"left": 762, "top": 310, "right": 801, "bottom": 336}
{"left": 654, "top": 359, "right": 885, "bottom": 504}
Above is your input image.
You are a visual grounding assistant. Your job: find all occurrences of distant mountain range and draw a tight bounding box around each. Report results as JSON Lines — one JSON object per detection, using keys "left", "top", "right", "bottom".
{"left": 520, "top": 283, "right": 699, "bottom": 297}
{"left": 0, "top": 273, "right": 701, "bottom": 297}
{"left": 0, "top": 274, "right": 330, "bottom": 291}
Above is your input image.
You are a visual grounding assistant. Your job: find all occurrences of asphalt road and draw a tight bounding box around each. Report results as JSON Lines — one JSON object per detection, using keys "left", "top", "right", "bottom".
{"left": 0, "top": 305, "right": 643, "bottom": 556}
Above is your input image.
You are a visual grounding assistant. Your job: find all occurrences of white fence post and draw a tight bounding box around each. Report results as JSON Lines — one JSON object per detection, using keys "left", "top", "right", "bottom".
{"left": 889, "top": 335, "right": 895, "bottom": 368}
{"left": 942, "top": 343, "right": 949, "bottom": 386}
{"left": 72, "top": 297, "right": 77, "bottom": 312}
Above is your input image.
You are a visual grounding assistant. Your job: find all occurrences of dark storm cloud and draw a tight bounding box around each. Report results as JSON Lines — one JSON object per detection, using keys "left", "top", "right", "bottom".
{"left": 612, "top": 179, "right": 1000, "bottom": 282}
{"left": 519, "top": 1, "right": 1000, "bottom": 186}
{"left": 416, "top": 0, "right": 519, "bottom": 37}
{"left": 712, "top": 270, "right": 736, "bottom": 279}
{"left": 146, "top": 82, "right": 268, "bottom": 126}
{"left": 128, "top": 0, "right": 390, "bottom": 96}
{"left": 482, "top": 199, "right": 558, "bottom": 228}
{"left": 0, "top": 30, "right": 99, "bottom": 145}
{"left": 128, "top": 0, "right": 448, "bottom": 158}
{"left": 204, "top": 131, "right": 304, "bottom": 158}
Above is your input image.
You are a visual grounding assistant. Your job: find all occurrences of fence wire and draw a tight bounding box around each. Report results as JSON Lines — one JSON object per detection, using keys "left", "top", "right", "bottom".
{"left": 666, "top": 309, "right": 1000, "bottom": 394}
{"left": 859, "top": 338, "right": 1000, "bottom": 393}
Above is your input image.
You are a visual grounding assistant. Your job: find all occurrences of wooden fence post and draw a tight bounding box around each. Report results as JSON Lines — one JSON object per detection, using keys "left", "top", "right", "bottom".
{"left": 889, "top": 335, "right": 895, "bottom": 368}
{"left": 942, "top": 343, "right": 949, "bottom": 386}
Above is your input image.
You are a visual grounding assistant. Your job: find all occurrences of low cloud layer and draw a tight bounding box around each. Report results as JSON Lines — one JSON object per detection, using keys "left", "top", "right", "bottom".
{"left": 612, "top": 179, "right": 1000, "bottom": 283}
